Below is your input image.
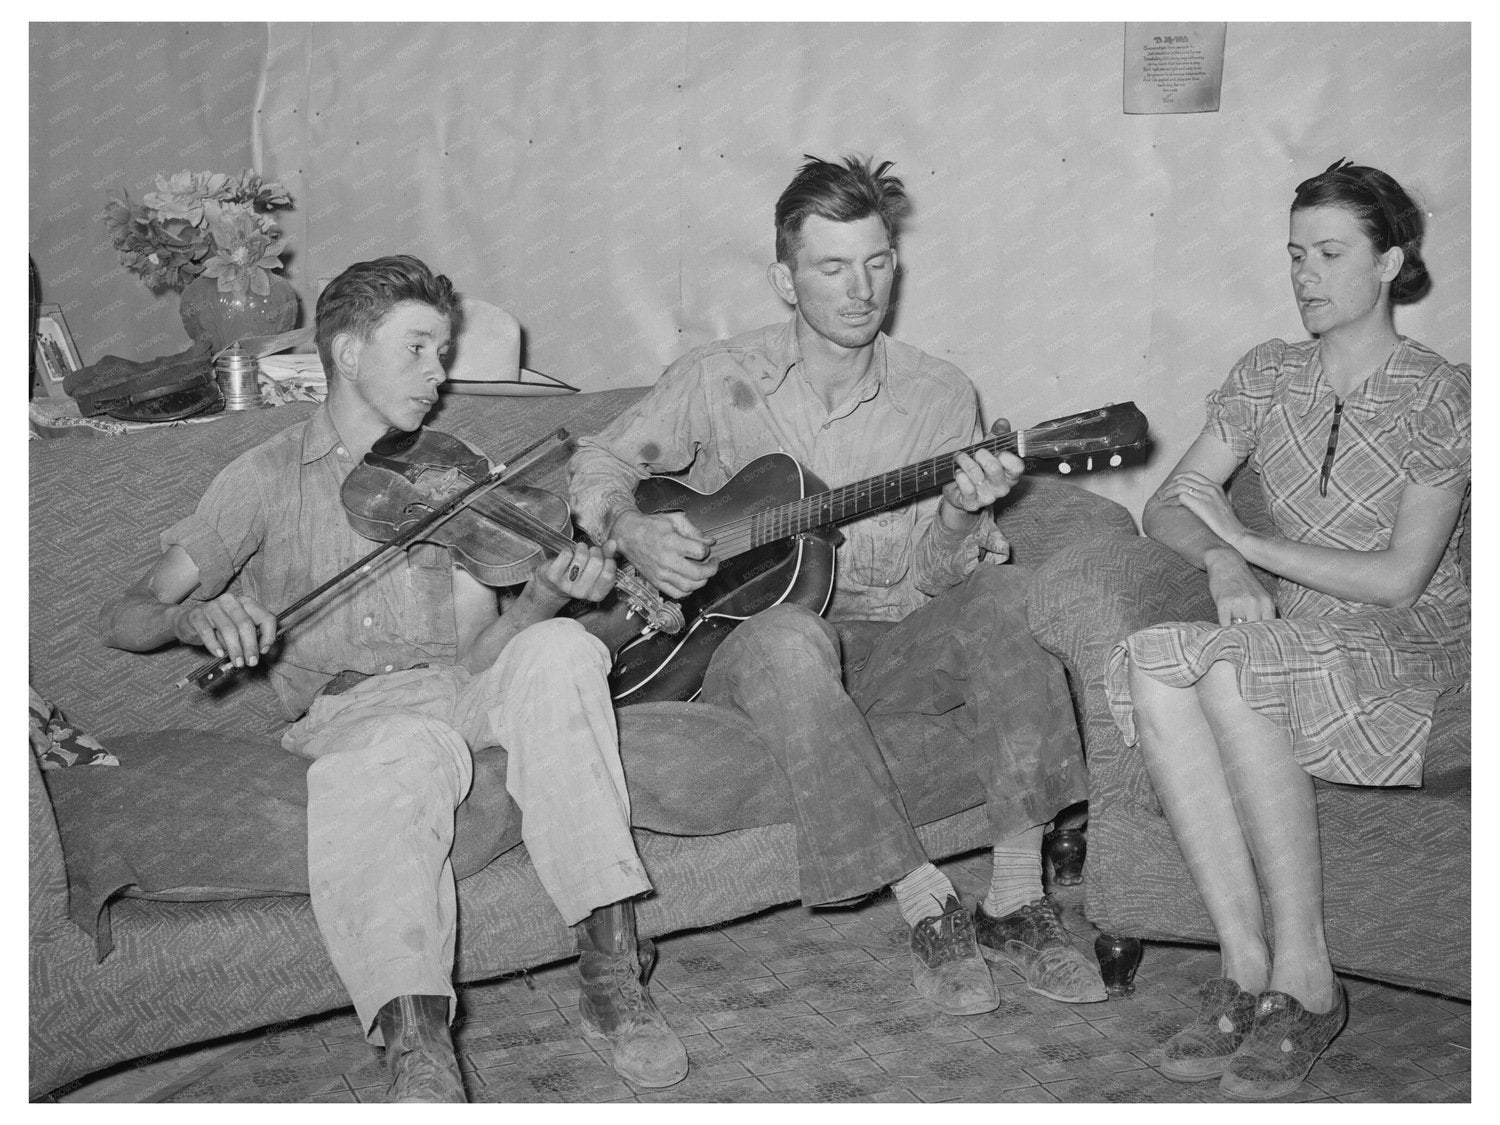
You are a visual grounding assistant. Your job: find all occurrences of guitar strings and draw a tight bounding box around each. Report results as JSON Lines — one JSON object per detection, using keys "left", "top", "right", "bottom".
{"left": 708, "top": 431, "right": 1023, "bottom": 552}
{"left": 702, "top": 429, "right": 1024, "bottom": 555}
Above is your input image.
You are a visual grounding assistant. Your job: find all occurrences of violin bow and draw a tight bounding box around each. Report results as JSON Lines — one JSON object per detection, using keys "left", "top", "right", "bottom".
{"left": 171, "top": 427, "right": 570, "bottom": 692}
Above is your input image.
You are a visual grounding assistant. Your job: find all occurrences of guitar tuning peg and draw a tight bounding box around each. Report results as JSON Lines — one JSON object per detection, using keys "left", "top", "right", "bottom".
{"left": 1086, "top": 455, "right": 1094, "bottom": 472}
{"left": 1057, "top": 461, "right": 1073, "bottom": 475}
{"left": 1110, "top": 452, "right": 1122, "bottom": 467}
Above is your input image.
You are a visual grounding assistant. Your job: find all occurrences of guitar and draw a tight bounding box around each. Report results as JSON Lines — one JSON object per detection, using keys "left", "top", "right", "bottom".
{"left": 592, "top": 402, "right": 1149, "bottom": 702}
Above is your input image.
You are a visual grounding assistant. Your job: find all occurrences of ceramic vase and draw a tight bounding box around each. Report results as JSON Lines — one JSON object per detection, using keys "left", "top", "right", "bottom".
{"left": 179, "top": 272, "right": 298, "bottom": 352}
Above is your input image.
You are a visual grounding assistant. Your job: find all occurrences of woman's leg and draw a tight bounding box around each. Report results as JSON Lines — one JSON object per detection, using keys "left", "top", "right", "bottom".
{"left": 1196, "top": 662, "right": 1336, "bottom": 1011}
{"left": 1128, "top": 658, "right": 1269, "bottom": 993}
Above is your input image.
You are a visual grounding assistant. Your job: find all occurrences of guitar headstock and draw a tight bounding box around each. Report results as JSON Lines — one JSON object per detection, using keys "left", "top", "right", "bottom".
{"left": 1020, "top": 402, "right": 1149, "bottom": 473}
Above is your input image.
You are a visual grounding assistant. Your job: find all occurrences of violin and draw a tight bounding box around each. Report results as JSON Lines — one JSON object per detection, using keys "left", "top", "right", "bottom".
{"left": 343, "top": 427, "right": 566, "bottom": 587}
{"left": 341, "top": 427, "right": 683, "bottom": 637}
{"left": 173, "top": 426, "right": 682, "bottom": 692}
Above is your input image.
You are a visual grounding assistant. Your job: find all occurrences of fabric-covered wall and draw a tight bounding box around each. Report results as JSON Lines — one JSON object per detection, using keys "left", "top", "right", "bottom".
{"left": 30, "top": 22, "right": 1470, "bottom": 516}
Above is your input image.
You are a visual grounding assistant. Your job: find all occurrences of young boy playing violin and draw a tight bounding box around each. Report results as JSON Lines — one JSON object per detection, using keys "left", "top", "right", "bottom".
{"left": 99, "top": 255, "right": 689, "bottom": 1102}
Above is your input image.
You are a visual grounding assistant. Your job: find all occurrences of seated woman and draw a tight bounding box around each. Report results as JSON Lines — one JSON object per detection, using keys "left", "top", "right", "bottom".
{"left": 1106, "top": 161, "right": 1469, "bottom": 1100}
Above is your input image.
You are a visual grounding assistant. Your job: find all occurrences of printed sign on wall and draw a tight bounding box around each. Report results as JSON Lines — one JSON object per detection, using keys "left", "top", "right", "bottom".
{"left": 1123, "top": 24, "right": 1227, "bottom": 114}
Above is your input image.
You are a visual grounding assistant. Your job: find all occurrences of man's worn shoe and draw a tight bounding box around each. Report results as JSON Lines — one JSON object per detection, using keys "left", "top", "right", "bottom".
{"left": 1159, "top": 977, "right": 1259, "bottom": 1082}
{"left": 375, "top": 994, "right": 466, "bottom": 1103}
{"left": 577, "top": 939, "right": 689, "bottom": 1088}
{"left": 910, "top": 896, "right": 999, "bottom": 1015}
{"left": 973, "top": 895, "right": 1107, "bottom": 1004}
{"left": 1220, "top": 983, "right": 1347, "bottom": 1100}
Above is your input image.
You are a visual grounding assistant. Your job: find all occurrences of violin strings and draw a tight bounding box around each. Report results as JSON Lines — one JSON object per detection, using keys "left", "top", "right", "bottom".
{"left": 482, "top": 496, "right": 577, "bottom": 554}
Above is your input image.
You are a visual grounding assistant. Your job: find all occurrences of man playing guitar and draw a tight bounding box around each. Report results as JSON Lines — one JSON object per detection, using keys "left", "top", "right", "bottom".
{"left": 570, "top": 155, "right": 1105, "bottom": 1020}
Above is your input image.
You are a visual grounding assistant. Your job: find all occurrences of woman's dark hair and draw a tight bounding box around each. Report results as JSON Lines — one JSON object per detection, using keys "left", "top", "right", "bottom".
{"left": 1292, "top": 159, "right": 1431, "bottom": 304}
{"left": 315, "top": 254, "right": 461, "bottom": 374}
{"left": 774, "top": 154, "right": 909, "bottom": 264}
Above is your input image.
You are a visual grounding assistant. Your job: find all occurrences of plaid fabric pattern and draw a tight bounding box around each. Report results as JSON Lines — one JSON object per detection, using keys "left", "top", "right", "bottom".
{"left": 1108, "top": 338, "right": 1470, "bottom": 787}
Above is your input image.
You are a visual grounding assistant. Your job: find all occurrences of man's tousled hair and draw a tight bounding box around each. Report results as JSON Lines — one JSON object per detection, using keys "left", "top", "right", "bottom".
{"left": 774, "top": 154, "right": 909, "bottom": 264}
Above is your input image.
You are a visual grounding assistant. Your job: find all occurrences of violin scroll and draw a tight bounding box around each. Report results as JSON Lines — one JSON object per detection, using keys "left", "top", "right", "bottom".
{"left": 613, "top": 564, "right": 686, "bottom": 637}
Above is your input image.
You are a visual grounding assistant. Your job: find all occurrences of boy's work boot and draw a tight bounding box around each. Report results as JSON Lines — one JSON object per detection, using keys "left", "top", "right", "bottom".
{"left": 575, "top": 899, "right": 689, "bottom": 1088}
{"left": 375, "top": 993, "right": 466, "bottom": 1103}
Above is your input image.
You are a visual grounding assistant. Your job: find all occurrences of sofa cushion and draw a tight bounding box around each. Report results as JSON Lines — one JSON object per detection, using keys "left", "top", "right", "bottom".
{"left": 42, "top": 677, "right": 1002, "bottom": 968}
{"left": 41, "top": 729, "right": 522, "bottom": 959}
{"left": 40, "top": 701, "right": 799, "bottom": 961}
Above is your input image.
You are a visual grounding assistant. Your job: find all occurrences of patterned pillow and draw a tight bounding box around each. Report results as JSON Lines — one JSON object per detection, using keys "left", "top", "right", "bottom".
{"left": 29, "top": 687, "right": 118, "bottom": 770}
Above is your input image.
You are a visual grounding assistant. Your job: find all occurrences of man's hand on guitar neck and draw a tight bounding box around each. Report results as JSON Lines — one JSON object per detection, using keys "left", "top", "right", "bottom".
{"left": 937, "top": 438, "right": 1024, "bottom": 533}
{"left": 609, "top": 509, "right": 718, "bottom": 600}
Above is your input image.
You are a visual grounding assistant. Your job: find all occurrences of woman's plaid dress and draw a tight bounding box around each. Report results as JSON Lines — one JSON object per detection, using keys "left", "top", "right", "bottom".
{"left": 1107, "top": 338, "right": 1470, "bottom": 786}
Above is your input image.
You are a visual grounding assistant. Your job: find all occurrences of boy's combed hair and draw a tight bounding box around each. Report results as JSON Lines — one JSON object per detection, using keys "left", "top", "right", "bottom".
{"left": 774, "top": 154, "right": 909, "bottom": 264}
{"left": 314, "top": 255, "right": 461, "bottom": 373}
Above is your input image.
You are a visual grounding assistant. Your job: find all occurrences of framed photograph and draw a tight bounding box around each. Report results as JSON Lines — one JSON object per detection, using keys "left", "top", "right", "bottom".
{"left": 34, "top": 303, "right": 82, "bottom": 400}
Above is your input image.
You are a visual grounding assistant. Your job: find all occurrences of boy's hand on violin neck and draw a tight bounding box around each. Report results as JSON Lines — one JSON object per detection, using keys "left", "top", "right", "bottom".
{"left": 530, "top": 542, "right": 618, "bottom": 607}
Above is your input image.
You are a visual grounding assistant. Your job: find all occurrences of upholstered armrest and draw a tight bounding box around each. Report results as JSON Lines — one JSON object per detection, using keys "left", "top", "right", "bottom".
{"left": 30, "top": 748, "right": 105, "bottom": 1026}
{"left": 1027, "top": 535, "right": 1215, "bottom": 813}
{"left": 30, "top": 751, "right": 72, "bottom": 931}
{"left": 993, "top": 476, "right": 1138, "bottom": 568}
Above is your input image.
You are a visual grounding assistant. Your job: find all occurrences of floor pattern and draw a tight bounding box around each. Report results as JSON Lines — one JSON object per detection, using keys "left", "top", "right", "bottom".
{"left": 48, "top": 852, "right": 1471, "bottom": 1103}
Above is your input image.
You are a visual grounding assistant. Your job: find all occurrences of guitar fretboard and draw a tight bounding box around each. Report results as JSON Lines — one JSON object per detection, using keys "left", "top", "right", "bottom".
{"left": 744, "top": 429, "right": 1024, "bottom": 547}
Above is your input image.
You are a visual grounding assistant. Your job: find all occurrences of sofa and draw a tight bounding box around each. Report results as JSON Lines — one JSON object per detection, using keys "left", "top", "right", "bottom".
{"left": 1028, "top": 467, "right": 1471, "bottom": 1000}
{"left": 29, "top": 384, "right": 1138, "bottom": 1099}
